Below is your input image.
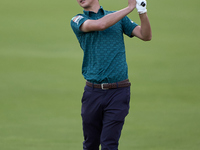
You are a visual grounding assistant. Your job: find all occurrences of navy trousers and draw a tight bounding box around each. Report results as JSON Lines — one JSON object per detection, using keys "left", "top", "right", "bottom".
{"left": 81, "top": 85, "right": 131, "bottom": 150}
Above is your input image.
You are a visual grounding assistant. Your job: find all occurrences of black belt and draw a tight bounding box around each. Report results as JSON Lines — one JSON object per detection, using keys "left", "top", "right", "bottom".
{"left": 86, "top": 79, "right": 131, "bottom": 90}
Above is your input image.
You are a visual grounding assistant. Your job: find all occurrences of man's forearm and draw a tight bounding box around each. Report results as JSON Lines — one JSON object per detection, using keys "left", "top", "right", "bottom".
{"left": 97, "top": 6, "right": 134, "bottom": 30}
{"left": 139, "top": 13, "right": 152, "bottom": 40}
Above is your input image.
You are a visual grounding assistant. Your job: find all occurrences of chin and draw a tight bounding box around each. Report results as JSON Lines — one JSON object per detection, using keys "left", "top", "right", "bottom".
{"left": 80, "top": 4, "right": 89, "bottom": 9}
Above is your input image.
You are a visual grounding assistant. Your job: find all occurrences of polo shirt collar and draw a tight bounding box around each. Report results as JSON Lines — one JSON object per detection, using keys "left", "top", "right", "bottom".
{"left": 83, "top": 6, "right": 105, "bottom": 16}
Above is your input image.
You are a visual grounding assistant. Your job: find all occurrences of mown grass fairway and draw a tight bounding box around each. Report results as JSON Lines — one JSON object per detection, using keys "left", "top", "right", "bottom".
{"left": 0, "top": 0, "right": 199, "bottom": 149}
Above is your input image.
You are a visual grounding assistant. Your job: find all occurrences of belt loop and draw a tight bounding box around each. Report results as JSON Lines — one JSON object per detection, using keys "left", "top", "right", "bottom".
{"left": 92, "top": 83, "right": 94, "bottom": 89}
{"left": 116, "top": 82, "right": 118, "bottom": 88}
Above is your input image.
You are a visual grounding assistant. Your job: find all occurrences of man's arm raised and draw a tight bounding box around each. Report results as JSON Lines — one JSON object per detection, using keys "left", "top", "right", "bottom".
{"left": 132, "top": 0, "right": 152, "bottom": 41}
{"left": 80, "top": 0, "right": 136, "bottom": 32}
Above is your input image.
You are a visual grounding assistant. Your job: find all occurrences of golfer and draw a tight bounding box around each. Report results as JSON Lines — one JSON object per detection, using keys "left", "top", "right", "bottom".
{"left": 70, "top": 0, "right": 152, "bottom": 149}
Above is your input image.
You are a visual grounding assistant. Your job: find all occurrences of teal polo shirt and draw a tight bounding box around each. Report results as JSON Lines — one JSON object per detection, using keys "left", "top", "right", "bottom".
{"left": 71, "top": 6, "right": 138, "bottom": 84}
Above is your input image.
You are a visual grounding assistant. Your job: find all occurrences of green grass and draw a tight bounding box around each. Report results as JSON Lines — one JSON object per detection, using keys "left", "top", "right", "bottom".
{"left": 0, "top": 0, "right": 200, "bottom": 149}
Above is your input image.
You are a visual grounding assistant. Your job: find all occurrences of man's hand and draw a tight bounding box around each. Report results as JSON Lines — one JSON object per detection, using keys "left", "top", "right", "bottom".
{"left": 136, "top": 0, "right": 147, "bottom": 14}
{"left": 128, "top": 0, "right": 136, "bottom": 11}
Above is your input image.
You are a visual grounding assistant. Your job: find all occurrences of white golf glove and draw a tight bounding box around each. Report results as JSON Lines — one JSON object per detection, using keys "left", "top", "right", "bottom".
{"left": 136, "top": 0, "right": 147, "bottom": 14}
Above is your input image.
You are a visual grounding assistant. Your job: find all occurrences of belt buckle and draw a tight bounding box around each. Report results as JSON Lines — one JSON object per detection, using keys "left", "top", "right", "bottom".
{"left": 101, "top": 83, "right": 109, "bottom": 90}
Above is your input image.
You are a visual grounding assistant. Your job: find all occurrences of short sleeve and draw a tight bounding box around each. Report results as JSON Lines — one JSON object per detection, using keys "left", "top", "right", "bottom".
{"left": 70, "top": 14, "right": 88, "bottom": 35}
{"left": 122, "top": 16, "right": 138, "bottom": 38}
